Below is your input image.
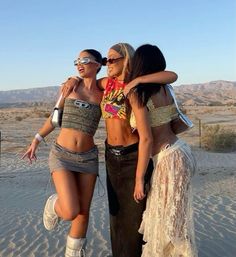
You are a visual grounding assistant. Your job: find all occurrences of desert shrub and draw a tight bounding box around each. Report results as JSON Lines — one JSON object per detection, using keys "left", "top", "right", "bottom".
{"left": 44, "top": 111, "right": 51, "bottom": 118}
{"left": 202, "top": 124, "right": 236, "bottom": 152}
{"left": 33, "top": 109, "right": 49, "bottom": 118}
{"left": 208, "top": 101, "right": 224, "bottom": 106}
{"left": 15, "top": 116, "right": 23, "bottom": 121}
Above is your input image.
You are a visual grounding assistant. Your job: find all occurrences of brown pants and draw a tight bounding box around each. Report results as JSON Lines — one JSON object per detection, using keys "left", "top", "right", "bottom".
{"left": 105, "top": 141, "right": 153, "bottom": 257}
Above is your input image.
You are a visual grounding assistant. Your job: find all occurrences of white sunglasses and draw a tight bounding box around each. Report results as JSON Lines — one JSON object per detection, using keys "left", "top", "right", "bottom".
{"left": 74, "top": 57, "right": 98, "bottom": 66}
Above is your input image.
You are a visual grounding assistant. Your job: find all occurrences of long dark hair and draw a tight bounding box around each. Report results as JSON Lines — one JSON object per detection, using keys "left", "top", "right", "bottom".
{"left": 128, "top": 44, "right": 166, "bottom": 106}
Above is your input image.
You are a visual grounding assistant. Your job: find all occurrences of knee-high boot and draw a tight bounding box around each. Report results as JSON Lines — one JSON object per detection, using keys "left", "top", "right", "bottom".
{"left": 65, "top": 235, "right": 87, "bottom": 257}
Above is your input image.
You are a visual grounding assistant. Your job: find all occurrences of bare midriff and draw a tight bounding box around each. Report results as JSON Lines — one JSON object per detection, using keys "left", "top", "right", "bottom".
{"left": 151, "top": 123, "right": 178, "bottom": 156}
{"left": 56, "top": 128, "right": 95, "bottom": 152}
{"left": 105, "top": 118, "right": 139, "bottom": 146}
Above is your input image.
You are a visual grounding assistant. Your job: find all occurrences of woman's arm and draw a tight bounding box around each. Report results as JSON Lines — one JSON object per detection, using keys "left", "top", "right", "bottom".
{"left": 124, "top": 71, "right": 178, "bottom": 96}
{"left": 22, "top": 116, "right": 55, "bottom": 163}
{"left": 61, "top": 76, "right": 81, "bottom": 96}
{"left": 128, "top": 94, "right": 153, "bottom": 203}
{"left": 22, "top": 87, "right": 65, "bottom": 163}
{"left": 97, "top": 77, "right": 108, "bottom": 90}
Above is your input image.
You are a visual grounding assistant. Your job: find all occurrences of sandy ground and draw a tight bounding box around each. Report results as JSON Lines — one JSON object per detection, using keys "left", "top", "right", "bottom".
{"left": 0, "top": 106, "right": 236, "bottom": 257}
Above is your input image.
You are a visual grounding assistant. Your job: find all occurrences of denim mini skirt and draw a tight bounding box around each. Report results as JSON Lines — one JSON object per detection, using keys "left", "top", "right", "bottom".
{"left": 48, "top": 142, "right": 99, "bottom": 175}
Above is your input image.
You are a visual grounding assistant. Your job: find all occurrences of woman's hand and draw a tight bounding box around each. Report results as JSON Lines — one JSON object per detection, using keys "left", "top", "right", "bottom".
{"left": 22, "top": 139, "right": 40, "bottom": 164}
{"left": 61, "top": 77, "right": 81, "bottom": 97}
{"left": 123, "top": 78, "right": 140, "bottom": 96}
{"left": 134, "top": 178, "right": 145, "bottom": 203}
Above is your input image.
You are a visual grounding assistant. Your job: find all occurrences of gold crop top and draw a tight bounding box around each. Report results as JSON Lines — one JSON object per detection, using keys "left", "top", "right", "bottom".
{"left": 130, "top": 99, "right": 178, "bottom": 129}
{"left": 100, "top": 78, "right": 129, "bottom": 120}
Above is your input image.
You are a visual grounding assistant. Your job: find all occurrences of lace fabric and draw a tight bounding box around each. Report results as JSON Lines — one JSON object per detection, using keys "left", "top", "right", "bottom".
{"left": 139, "top": 139, "right": 198, "bottom": 257}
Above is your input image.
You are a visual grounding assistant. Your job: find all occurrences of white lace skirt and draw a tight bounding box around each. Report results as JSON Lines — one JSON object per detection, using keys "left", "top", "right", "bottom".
{"left": 139, "top": 139, "right": 198, "bottom": 257}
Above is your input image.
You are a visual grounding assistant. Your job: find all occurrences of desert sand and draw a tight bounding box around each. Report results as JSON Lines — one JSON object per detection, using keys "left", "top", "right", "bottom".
{"left": 0, "top": 105, "right": 236, "bottom": 257}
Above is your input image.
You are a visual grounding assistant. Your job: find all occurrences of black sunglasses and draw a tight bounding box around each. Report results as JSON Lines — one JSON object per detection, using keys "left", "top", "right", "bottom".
{"left": 102, "top": 56, "right": 124, "bottom": 65}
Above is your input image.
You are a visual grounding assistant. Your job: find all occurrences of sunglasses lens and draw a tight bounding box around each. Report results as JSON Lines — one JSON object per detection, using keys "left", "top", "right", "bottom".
{"left": 74, "top": 57, "right": 91, "bottom": 65}
{"left": 80, "top": 58, "right": 89, "bottom": 64}
{"left": 106, "top": 59, "right": 114, "bottom": 64}
{"left": 106, "top": 57, "right": 123, "bottom": 65}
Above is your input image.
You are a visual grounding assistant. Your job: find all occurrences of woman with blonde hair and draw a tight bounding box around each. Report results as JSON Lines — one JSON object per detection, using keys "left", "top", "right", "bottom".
{"left": 64, "top": 42, "right": 178, "bottom": 257}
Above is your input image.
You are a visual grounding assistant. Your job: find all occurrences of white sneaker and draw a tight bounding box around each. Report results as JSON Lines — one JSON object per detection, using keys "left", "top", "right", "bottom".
{"left": 65, "top": 236, "right": 87, "bottom": 257}
{"left": 43, "top": 194, "right": 59, "bottom": 230}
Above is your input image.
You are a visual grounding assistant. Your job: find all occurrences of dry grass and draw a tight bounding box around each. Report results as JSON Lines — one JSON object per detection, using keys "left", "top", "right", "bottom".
{"left": 201, "top": 124, "right": 236, "bottom": 152}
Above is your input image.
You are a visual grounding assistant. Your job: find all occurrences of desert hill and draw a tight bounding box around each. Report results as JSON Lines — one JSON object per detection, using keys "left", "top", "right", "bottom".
{"left": 0, "top": 80, "right": 235, "bottom": 107}
{"left": 174, "top": 80, "right": 236, "bottom": 106}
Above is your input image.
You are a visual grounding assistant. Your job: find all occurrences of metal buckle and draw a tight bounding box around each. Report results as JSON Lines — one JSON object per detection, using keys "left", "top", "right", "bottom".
{"left": 111, "top": 149, "right": 123, "bottom": 156}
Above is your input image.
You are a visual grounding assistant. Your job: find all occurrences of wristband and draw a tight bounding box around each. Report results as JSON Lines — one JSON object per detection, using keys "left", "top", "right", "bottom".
{"left": 35, "top": 133, "right": 44, "bottom": 142}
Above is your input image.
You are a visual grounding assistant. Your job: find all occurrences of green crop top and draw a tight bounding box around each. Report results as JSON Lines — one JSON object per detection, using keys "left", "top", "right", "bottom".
{"left": 61, "top": 98, "right": 101, "bottom": 136}
{"left": 130, "top": 99, "right": 178, "bottom": 129}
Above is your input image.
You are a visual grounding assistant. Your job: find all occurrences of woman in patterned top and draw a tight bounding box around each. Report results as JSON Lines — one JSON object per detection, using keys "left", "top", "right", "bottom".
{"left": 63, "top": 42, "right": 178, "bottom": 257}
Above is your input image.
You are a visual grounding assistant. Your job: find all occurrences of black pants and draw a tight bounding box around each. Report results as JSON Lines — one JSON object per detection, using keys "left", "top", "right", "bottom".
{"left": 105, "top": 141, "right": 153, "bottom": 257}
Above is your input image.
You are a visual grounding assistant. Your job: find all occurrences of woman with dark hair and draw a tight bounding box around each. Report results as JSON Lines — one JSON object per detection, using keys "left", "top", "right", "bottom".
{"left": 23, "top": 49, "right": 103, "bottom": 257}
{"left": 126, "top": 44, "right": 198, "bottom": 257}
{"left": 62, "top": 42, "right": 178, "bottom": 257}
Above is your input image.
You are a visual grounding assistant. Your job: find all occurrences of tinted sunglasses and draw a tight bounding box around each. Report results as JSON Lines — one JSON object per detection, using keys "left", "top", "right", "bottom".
{"left": 102, "top": 56, "right": 124, "bottom": 65}
{"left": 74, "top": 57, "right": 98, "bottom": 66}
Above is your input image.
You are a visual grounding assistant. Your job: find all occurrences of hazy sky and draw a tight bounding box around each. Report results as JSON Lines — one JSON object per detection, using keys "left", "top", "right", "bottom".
{"left": 0, "top": 0, "right": 235, "bottom": 91}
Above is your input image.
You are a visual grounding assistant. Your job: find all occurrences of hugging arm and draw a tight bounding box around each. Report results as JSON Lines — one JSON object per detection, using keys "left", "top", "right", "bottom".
{"left": 123, "top": 71, "right": 178, "bottom": 96}
{"left": 61, "top": 76, "right": 82, "bottom": 96}
{"left": 128, "top": 93, "right": 153, "bottom": 203}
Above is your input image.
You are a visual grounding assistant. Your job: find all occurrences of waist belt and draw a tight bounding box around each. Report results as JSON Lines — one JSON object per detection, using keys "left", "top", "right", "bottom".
{"left": 105, "top": 141, "right": 138, "bottom": 156}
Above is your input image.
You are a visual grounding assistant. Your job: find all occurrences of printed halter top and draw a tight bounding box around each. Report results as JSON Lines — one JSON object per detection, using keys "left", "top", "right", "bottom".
{"left": 100, "top": 78, "right": 129, "bottom": 120}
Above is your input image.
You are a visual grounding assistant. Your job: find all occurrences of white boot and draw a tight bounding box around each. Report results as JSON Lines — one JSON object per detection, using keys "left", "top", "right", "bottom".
{"left": 65, "top": 235, "right": 87, "bottom": 257}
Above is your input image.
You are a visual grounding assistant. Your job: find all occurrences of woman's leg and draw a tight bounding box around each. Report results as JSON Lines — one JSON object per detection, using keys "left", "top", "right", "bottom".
{"left": 69, "top": 172, "right": 97, "bottom": 238}
{"left": 52, "top": 169, "right": 80, "bottom": 220}
{"left": 64, "top": 173, "right": 97, "bottom": 257}
{"left": 105, "top": 145, "right": 153, "bottom": 257}
{"left": 43, "top": 169, "right": 80, "bottom": 231}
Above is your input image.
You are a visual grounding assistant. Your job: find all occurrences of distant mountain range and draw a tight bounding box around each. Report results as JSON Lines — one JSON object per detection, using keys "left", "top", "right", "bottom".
{"left": 174, "top": 80, "right": 236, "bottom": 106}
{"left": 0, "top": 80, "right": 235, "bottom": 107}
{"left": 0, "top": 86, "right": 59, "bottom": 107}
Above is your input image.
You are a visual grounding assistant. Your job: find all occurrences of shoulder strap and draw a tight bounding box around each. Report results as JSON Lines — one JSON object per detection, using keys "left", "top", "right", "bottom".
{"left": 55, "top": 94, "right": 64, "bottom": 108}
{"left": 166, "top": 84, "right": 181, "bottom": 113}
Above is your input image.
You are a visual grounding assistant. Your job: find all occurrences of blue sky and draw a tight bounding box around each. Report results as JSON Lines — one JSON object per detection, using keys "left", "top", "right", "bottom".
{"left": 0, "top": 0, "right": 235, "bottom": 91}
